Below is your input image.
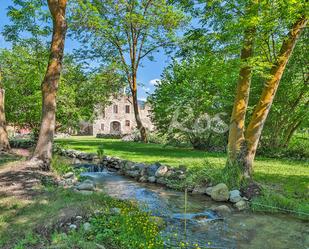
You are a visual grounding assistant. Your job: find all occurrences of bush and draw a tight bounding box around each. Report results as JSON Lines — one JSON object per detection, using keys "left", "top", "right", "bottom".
{"left": 97, "top": 144, "right": 105, "bottom": 159}
{"left": 146, "top": 132, "right": 167, "bottom": 144}
{"left": 257, "top": 133, "right": 309, "bottom": 160}
{"left": 51, "top": 156, "right": 85, "bottom": 178}
{"left": 9, "top": 138, "right": 35, "bottom": 149}
{"left": 96, "top": 133, "right": 122, "bottom": 139}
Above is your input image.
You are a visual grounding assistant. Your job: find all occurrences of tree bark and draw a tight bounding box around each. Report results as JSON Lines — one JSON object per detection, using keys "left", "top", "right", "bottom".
{"left": 227, "top": 26, "right": 256, "bottom": 163}
{"left": 131, "top": 73, "right": 147, "bottom": 142}
{"left": 0, "top": 88, "right": 10, "bottom": 152}
{"left": 241, "top": 17, "right": 308, "bottom": 176}
{"left": 227, "top": 0, "right": 258, "bottom": 172}
{"left": 283, "top": 120, "right": 302, "bottom": 147}
{"left": 31, "top": 0, "right": 67, "bottom": 170}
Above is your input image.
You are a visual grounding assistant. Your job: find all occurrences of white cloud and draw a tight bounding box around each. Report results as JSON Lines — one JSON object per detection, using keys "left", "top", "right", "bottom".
{"left": 142, "top": 86, "right": 150, "bottom": 92}
{"left": 149, "top": 79, "right": 161, "bottom": 86}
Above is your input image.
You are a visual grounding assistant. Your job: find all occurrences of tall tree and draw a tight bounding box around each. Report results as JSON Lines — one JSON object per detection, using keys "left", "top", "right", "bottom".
{"left": 200, "top": 0, "right": 308, "bottom": 181}
{"left": 70, "top": 0, "right": 187, "bottom": 142}
{"left": 31, "top": 0, "right": 68, "bottom": 170}
{"left": 258, "top": 28, "right": 309, "bottom": 151}
{"left": 226, "top": 0, "right": 259, "bottom": 177}
{"left": 237, "top": 16, "right": 308, "bottom": 177}
{"left": 0, "top": 68, "right": 10, "bottom": 152}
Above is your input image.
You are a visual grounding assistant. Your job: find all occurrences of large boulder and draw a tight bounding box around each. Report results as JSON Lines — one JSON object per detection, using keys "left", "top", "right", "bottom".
{"left": 76, "top": 179, "right": 95, "bottom": 191}
{"left": 147, "top": 163, "right": 161, "bottom": 176}
{"left": 155, "top": 165, "right": 169, "bottom": 177}
{"left": 133, "top": 163, "right": 146, "bottom": 171}
{"left": 205, "top": 187, "right": 213, "bottom": 196}
{"left": 229, "top": 190, "right": 242, "bottom": 203}
{"left": 126, "top": 170, "right": 140, "bottom": 178}
{"left": 234, "top": 200, "right": 248, "bottom": 211}
{"left": 148, "top": 176, "right": 156, "bottom": 183}
{"left": 118, "top": 160, "right": 126, "bottom": 169}
{"left": 125, "top": 161, "right": 135, "bottom": 170}
{"left": 210, "top": 183, "right": 229, "bottom": 202}
{"left": 211, "top": 205, "right": 232, "bottom": 215}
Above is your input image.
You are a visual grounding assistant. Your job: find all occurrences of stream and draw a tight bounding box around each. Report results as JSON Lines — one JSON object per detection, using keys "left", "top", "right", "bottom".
{"left": 81, "top": 169, "right": 309, "bottom": 249}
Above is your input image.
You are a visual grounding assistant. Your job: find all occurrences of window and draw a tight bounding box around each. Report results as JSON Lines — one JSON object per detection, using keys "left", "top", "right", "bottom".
{"left": 101, "top": 123, "right": 104, "bottom": 130}
{"left": 125, "top": 105, "right": 130, "bottom": 113}
{"left": 113, "top": 105, "right": 118, "bottom": 113}
{"left": 125, "top": 120, "right": 130, "bottom": 127}
{"left": 102, "top": 110, "right": 105, "bottom": 118}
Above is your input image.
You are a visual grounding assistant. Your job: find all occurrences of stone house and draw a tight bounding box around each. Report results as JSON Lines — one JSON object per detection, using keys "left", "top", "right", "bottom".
{"left": 92, "top": 94, "right": 154, "bottom": 136}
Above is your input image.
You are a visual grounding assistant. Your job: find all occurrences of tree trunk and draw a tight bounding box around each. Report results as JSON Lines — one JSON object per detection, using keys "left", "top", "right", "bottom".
{"left": 227, "top": 1, "right": 258, "bottom": 172}
{"left": 227, "top": 27, "right": 256, "bottom": 164}
{"left": 283, "top": 120, "right": 302, "bottom": 147}
{"left": 0, "top": 89, "right": 10, "bottom": 152}
{"left": 31, "top": 0, "right": 67, "bottom": 170}
{"left": 241, "top": 17, "right": 308, "bottom": 177}
{"left": 131, "top": 74, "right": 147, "bottom": 142}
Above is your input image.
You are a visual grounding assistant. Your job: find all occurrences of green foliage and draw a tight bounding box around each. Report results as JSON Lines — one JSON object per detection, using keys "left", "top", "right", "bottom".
{"left": 0, "top": 153, "right": 20, "bottom": 167}
{"left": 88, "top": 207, "right": 163, "bottom": 249}
{"left": 97, "top": 144, "right": 105, "bottom": 159}
{"left": 69, "top": 0, "right": 188, "bottom": 98}
{"left": 0, "top": 183, "right": 164, "bottom": 249}
{"left": 56, "top": 137, "right": 309, "bottom": 215}
{"left": 13, "top": 233, "right": 40, "bottom": 249}
{"left": 2, "top": 1, "right": 124, "bottom": 132}
{"left": 259, "top": 29, "right": 309, "bottom": 151}
{"left": 147, "top": 132, "right": 168, "bottom": 145}
{"left": 51, "top": 156, "right": 85, "bottom": 179}
{"left": 258, "top": 133, "right": 309, "bottom": 160}
{"left": 251, "top": 188, "right": 309, "bottom": 219}
{"left": 0, "top": 45, "right": 46, "bottom": 129}
{"left": 0, "top": 45, "right": 123, "bottom": 131}
{"left": 149, "top": 55, "right": 236, "bottom": 151}
{"left": 51, "top": 156, "right": 73, "bottom": 175}
{"left": 96, "top": 134, "right": 122, "bottom": 139}
{"left": 9, "top": 138, "right": 35, "bottom": 149}
{"left": 3, "top": 0, "right": 51, "bottom": 45}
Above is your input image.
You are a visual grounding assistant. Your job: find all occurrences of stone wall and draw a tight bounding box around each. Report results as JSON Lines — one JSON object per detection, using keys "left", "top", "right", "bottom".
{"left": 56, "top": 147, "right": 186, "bottom": 187}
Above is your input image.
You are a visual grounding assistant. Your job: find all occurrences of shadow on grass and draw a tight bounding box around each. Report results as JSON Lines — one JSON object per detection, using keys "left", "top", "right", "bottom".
{"left": 0, "top": 153, "right": 20, "bottom": 167}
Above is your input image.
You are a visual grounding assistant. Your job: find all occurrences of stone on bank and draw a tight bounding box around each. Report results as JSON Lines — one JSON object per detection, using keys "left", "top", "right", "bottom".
{"left": 210, "top": 183, "right": 229, "bottom": 202}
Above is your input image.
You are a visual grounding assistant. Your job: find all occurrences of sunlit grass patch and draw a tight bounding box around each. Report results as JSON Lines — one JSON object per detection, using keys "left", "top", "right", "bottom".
{"left": 56, "top": 136, "right": 309, "bottom": 216}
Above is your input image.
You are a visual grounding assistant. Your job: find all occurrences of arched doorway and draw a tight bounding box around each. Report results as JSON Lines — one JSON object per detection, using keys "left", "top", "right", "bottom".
{"left": 110, "top": 121, "right": 121, "bottom": 134}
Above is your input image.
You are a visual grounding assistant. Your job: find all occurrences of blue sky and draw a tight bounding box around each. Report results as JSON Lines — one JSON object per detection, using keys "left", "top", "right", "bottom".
{"left": 0, "top": 0, "right": 173, "bottom": 101}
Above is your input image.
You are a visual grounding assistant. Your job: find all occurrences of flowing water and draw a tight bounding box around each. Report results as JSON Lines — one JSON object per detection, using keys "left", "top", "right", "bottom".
{"left": 81, "top": 169, "right": 309, "bottom": 249}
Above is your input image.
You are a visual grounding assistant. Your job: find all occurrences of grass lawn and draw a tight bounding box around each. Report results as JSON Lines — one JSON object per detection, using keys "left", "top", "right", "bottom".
{"left": 56, "top": 136, "right": 309, "bottom": 217}
{"left": 0, "top": 153, "right": 20, "bottom": 167}
{"left": 0, "top": 158, "right": 163, "bottom": 249}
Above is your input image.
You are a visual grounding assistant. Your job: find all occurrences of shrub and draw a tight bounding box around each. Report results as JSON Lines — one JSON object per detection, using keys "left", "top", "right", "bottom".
{"left": 97, "top": 144, "right": 105, "bottom": 159}
{"left": 96, "top": 134, "right": 122, "bottom": 139}
{"left": 146, "top": 132, "right": 167, "bottom": 144}
{"left": 9, "top": 138, "right": 35, "bottom": 149}
{"left": 257, "top": 134, "right": 309, "bottom": 160}
{"left": 51, "top": 156, "right": 85, "bottom": 178}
